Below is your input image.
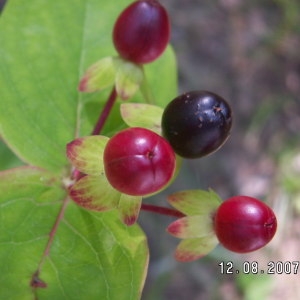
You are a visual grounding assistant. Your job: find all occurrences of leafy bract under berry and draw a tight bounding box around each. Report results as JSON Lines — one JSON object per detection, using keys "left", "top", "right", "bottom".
{"left": 78, "top": 56, "right": 144, "bottom": 99}
{"left": 167, "top": 189, "right": 221, "bottom": 262}
{"left": 161, "top": 90, "right": 232, "bottom": 158}
{"left": 113, "top": 0, "right": 170, "bottom": 64}
{"left": 213, "top": 196, "right": 277, "bottom": 253}
{"left": 104, "top": 127, "right": 176, "bottom": 196}
{"left": 120, "top": 103, "right": 164, "bottom": 135}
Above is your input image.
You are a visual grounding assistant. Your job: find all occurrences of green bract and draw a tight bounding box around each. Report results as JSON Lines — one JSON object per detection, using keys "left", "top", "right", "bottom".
{"left": 167, "top": 189, "right": 221, "bottom": 261}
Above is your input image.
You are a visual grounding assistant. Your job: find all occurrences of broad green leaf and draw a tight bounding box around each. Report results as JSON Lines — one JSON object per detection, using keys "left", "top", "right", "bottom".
{"left": 66, "top": 135, "right": 109, "bottom": 175}
{"left": 0, "top": 167, "right": 149, "bottom": 299}
{"left": 174, "top": 235, "right": 218, "bottom": 262}
{"left": 167, "top": 215, "right": 215, "bottom": 239}
{"left": 0, "top": 0, "right": 177, "bottom": 172}
{"left": 69, "top": 174, "right": 120, "bottom": 211}
{"left": 0, "top": 0, "right": 86, "bottom": 171}
{"left": 120, "top": 103, "right": 164, "bottom": 134}
{"left": 168, "top": 189, "right": 221, "bottom": 216}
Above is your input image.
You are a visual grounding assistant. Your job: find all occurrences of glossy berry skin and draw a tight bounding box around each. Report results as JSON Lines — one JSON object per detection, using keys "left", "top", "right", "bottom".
{"left": 213, "top": 196, "right": 277, "bottom": 253}
{"left": 104, "top": 127, "right": 176, "bottom": 196}
{"left": 113, "top": 0, "right": 170, "bottom": 64}
{"left": 162, "top": 91, "right": 232, "bottom": 158}
{"left": 161, "top": 91, "right": 232, "bottom": 158}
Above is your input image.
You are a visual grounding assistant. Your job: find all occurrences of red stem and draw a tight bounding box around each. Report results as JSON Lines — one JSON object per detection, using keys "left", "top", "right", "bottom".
{"left": 71, "top": 86, "right": 118, "bottom": 180}
{"left": 92, "top": 86, "right": 118, "bottom": 135}
{"left": 141, "top": 203, "right": 185, "bottom": 218}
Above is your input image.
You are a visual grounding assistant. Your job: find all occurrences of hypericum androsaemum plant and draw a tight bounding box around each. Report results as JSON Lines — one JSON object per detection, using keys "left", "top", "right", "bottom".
{"left": 0, "top": 0, "right": 277, "bottom": 299}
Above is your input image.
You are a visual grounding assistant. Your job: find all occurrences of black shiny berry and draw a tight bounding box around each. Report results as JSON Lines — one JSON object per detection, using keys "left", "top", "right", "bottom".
{"left": 161, "top": 91, "right": 233, "bottom": 158}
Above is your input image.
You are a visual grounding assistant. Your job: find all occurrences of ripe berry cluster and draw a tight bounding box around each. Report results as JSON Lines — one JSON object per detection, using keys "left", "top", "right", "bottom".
{"left": 103, "top": 89, "right": 233, "bottom": 198}
{"left": 74, "top": 0, "right": 277, "bottom": 257}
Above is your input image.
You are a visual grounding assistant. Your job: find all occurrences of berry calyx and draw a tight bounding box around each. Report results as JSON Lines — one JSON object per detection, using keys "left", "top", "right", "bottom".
{"left": 113, "top": 0, "right": 170, "bottom": 64}
{"left": 104, "top": 127, "right": 176, "bottom": 196}
{"left": 213, "top": 196, "right": 277, "bottom": 253}
{"left": 161, "top": 91, "right": 232, "bottom": 158}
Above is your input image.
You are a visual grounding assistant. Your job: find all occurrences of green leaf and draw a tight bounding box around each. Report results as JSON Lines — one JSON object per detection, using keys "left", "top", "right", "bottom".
{"left": 0, "top": 0, "right": 177, "bottom": 172}
{"left": 174, "top": 235, "right": 218, "bottom": 262}
{"left": 120, "top": 103, "right": 164, "bottom": 134}
{"left": 168, "top": 189, "right": 221, "bottom": 216}
{"left": 0, "top": 167, "right": 149, "bottom": 299}
{"left": 69, "top": 174, "right": 120, "bottom": 211}
{"left": 66, "top": 135, "right": 109, "bottom": 175}
{"left": 0, "top": 0, "right": 86, "bottom": 171}
{"left": 143, "top": 46, "right": 178, "bottom": 107}
{"left": 167, "top": 215, "right": 215, "bottom": 239}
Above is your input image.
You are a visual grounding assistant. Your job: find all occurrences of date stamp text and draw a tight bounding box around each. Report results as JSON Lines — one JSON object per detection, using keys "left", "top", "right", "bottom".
{"left": 218, "top": 261, "right": 300, "bottom": 275}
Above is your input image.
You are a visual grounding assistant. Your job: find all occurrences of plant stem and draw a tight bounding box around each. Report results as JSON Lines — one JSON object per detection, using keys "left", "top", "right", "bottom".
{"left": 141, "top": 203, "right": 185, "bottom": 218}
{"left": 92, "top": 86, "right": 118, "bottom": 135}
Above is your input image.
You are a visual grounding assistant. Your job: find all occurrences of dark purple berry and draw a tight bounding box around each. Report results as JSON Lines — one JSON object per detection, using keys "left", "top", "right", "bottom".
{"left": 161, "top": 91, "right": 233, "bottom": 158}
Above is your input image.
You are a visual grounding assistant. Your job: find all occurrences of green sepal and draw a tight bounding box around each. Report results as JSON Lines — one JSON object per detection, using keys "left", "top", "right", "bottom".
{"left": 120, "top": 103, "right": 164, "bottom": 134}
{"left": 79, "top": 56, "right": 144, "bottom": 100}
{"left": 66, "top": 136, "right": 109, "bottom": 175}
{"left": 174, "top": 235, "right": 218, "bottom": 262}
{"left": 118, "top": 194, "right": 142, "bottom": 226}
{"left": 167, "top": 215, "right": 215, "bottom": 239}
{"left": 69, "top": 174, "right": 120, "bottom": 212}
{"left": 168, "top": 189, "right": 221, "bottom": 216}
{"left": 78, "top": 56, "right": 116, "bottom": 93}
{"left": 115, "top": 58, "right": 144, "bottom": 100}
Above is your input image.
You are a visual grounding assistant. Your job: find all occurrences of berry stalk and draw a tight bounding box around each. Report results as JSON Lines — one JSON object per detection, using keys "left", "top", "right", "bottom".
{"left": 92, "top": 86, "right": 118, "bottom": 135}
{"left": 141, "top": 203, "right": 185, "bottom": 218}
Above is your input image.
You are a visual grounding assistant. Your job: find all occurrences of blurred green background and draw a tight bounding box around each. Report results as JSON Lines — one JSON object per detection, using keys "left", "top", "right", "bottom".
{"left": 1, "top": 0, "right": 300, "bottom": 299}
{"left": 141, "top": 0, "right": 300, "bottom": 299}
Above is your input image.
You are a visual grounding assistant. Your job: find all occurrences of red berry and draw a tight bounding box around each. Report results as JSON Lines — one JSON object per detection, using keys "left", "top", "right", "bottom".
{"left": 213, "top": 196, "right": 277, "bottom": 253}
{"left": 104, "top": 127, "right": 176, "bottom": 196}
{"left": 113, "top": 0, "right": 170, "bottom": 64}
